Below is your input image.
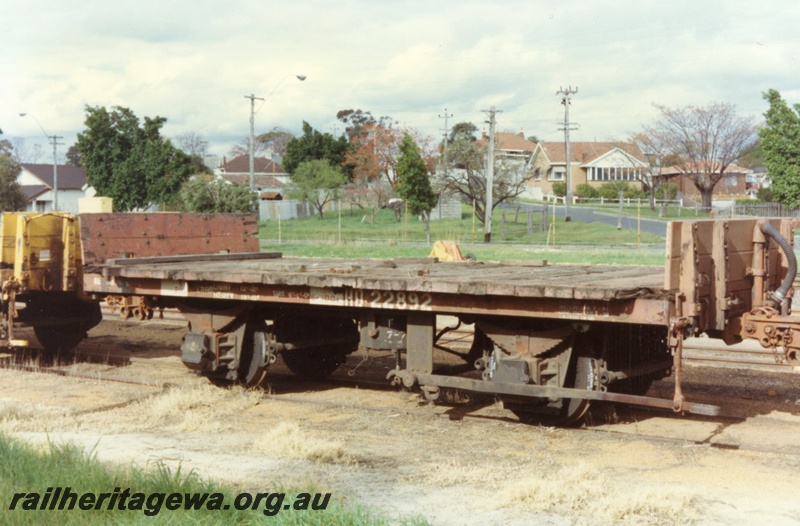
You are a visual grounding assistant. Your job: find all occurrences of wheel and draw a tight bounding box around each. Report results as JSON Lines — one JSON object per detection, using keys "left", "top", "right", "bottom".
{"left": 274, "top": 314, "right": 359, "bottom": 380}
{"left": 281, "top": 348, "right": 349, "bottom": 380}
{"left": 236, "top": 317, "right": 270, "bottom": 387}
{"left": 32, "top": 326, "right": 88, "bottom": 364}
{"left": 505, "top": 330, "right": 599, "bottom": 427}
{"left": 507, "top": 355, "right": 597, "bottom": 427}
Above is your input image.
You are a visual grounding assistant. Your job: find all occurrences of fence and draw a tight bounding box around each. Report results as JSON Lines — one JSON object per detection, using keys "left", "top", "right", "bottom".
{"left": 730, "top": 202, "right": 800, "bottom": 219}
{"left": 495, "top": 204, "right": 549, "bottom": 237}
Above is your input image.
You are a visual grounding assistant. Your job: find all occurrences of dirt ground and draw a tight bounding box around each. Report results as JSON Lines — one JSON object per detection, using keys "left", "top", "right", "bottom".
{"left": 2, "top": 319, "right": 800, "bottom": 525}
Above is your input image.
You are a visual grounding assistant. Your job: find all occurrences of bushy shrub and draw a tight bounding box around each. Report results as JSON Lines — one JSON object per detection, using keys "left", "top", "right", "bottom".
{"left": 597, "top": 181, "right": 647, "bottom": 200}
{"left": 655, "top": 182, "right": 678, "bottom": 200}
{"left": 756, "top": 187, "right": 773, "bottom": 202}
{"left": 575, "top": 183, "right": 599, "bottom": 199}
{"left": 551, "top": 181, "right": 567, "bottom": 197}
{"left": 597, "top": 181, "right": 629, "bottom": 200}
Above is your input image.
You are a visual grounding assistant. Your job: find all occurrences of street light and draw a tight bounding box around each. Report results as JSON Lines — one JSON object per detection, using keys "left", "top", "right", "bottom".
{"left": 19, "top": 113, "right": 63, "bottom": 211}
{"left": 245, "top": 74, "right": 306, "bottom": 192}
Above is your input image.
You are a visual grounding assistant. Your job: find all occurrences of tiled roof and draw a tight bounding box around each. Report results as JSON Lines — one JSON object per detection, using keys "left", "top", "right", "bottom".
{"left": 260, "top": 191, "right": 283, "bottom": 200}
{"left": 219, "top": 173, "right": 284, "bottom": 188}
{"left": 477, "top": 132, "right": 537, "bottom": 152}
{"left": 220, "top": 154, "right": 286, "bottom": 174}
{"left": 660, "top": 163, "right": 747, "bottom": 175}
{"left": 21, "top": 185, "right": 49, "bottom": 199}
{"left": 20, "top": 164, "right": 87, "bottom": 189}
{"left": 538, "top": 142, "right": 644, "bottom": 164}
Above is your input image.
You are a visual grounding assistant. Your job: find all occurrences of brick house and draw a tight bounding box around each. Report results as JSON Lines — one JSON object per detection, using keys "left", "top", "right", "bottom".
{"left": 659, "top": 164, "right": 750, "bottom": 201}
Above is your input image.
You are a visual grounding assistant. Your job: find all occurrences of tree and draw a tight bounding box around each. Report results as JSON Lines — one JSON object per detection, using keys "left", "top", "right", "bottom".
{"left": 395, "top": 134, "right": 438, "bottom": 243}
{"left": 759, "top": 89, "right": 800, "bottom": 208}
{"left": 286, "top": 159, "right": 348, "bottom": 219}
{"left": 227, "top": 127, "right": 294, "bottom": 159}
{"left": 0, "top": 135, "right": 27, "bottom": 212}
{"left": 344, "top": 123, "right": 404, "bottom": 189}
{"left": 336, "top": 109, "right": 394, "bottom": 142}
{"left": 441, "top": 137, "right": 534, "bottom": 225}
{"left": 448, "top": 122, "right": 478, "bottom": 143}
{"left": 177, "top": 175, "right": 256, "bottom": 213}
{"left": 344, "top": 179, "right": 393, "bottom": 224}
{"left": 282, "top": 122, "right": 350, "bottom": 176}
{"left": 65, "top": 144, "right": 82, "bottom": 167}
{"left": 629, "top": 132, "right": 671, "bottom": 210}
{"left": 175, "top": 131, "right": 209, "bottom": 159}
{"left": 646, "top": 102, "right": 757, "bottom": 210}
{"left": 76, "top": 105, "right": 195, "bottom": 211}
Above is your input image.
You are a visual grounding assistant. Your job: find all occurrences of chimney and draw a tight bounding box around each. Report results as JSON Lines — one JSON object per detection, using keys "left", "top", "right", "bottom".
{"left": 519, "top": 128, "right": 525, "bottom": 139}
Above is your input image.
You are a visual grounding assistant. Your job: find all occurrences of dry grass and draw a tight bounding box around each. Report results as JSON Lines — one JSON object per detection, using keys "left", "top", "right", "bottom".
{"left": 135, "top": 383, "right": 264, "bottom": 432}
{"left": 249, "top": 421, "right": 354, "bottom": 464}
{"left": 495, "top": 462, "right": 698, "bottom": 525}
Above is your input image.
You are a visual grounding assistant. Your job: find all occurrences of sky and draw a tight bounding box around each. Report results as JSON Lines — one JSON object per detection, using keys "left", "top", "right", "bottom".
{"left": 3, "top": 0, "right": 799, "bottom": 162}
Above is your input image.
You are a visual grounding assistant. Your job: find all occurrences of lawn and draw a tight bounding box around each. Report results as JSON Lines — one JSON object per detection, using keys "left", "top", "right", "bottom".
{"left": 259, "top": 206, "right": 665, "bottom": 248}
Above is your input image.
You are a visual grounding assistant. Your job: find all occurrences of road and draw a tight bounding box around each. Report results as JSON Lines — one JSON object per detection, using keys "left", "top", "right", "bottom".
{"left": 510, "top": 202, "right": 668, "bottom": 237}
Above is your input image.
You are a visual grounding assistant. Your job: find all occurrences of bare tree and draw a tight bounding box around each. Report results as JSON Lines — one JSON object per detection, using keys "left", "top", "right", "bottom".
{"left": 344, "top": 179, "right": 393, "bottom": 224}
{"left": 227, "top": 127, "right": 294, "bottom": 160}
{"left": 646, "top": 102, "right": 757, "bottom": 210}
{"left": 629, "top": 132, "right": 671, "bottom": 210}
{"left": 175, "top": 132, "right": 209, "bottom": 159}
{"left": 441, "top": 137, "right": 534, "bottom": 224}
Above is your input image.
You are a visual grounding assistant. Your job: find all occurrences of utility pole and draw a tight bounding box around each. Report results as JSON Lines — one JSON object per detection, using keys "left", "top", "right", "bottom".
{"left": 482, "top": 106, "right": 502, "bottom": 243}
{"left": 556, "top": 86, "right": 578, "bottom": 222}
{"left": 49, "top": 134, "right": 64, "bottom": 210}
{"left": 244, "top": 93, "right": 264, "bottom": 192}
{"left": 19, "top": 113, "right": 62, "bottom": 210}
{"left": 438, "top": 108, "right": 453, "bottom": 177}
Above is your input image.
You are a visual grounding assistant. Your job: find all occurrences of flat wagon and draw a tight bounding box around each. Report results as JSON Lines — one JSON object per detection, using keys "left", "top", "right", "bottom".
{"left": 2, "top": 212, "right": 798, "bottom": 425}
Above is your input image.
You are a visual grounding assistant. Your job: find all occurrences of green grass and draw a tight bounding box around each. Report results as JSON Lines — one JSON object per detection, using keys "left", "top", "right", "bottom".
{"left": 0, "top": 433, "right": 428, "bottom": 525}
{"left": 259, "top": 206, "right": 665, "bottom": 247}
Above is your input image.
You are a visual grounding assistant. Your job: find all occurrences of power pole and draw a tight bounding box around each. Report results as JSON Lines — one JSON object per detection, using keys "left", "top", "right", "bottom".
{"left": 49, "top": 134, "right": 64, "bottom": 210}
{"left": 244, "top": 93, "right": 264, "bottom": 192}
{"left": 438, "top": 108, "right": 453, "bottom": 177}
{"left": 556, "top": 86, "right": 578, "bottom": 222}
{"left": 482, "top": 106, "right": 502, "bottom": 243}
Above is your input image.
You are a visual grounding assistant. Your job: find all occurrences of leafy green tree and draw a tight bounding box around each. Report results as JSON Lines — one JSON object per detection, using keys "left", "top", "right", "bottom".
{"left": 287, "top": 159, "right": 348, "bottom": 219}
{"left": 0, "top": 136, "right": 27, "bottom": 212}
{"left": 448, "top": 122, "right": 478, "bottom": 143}
{"left": 395, "top": 134, "right": 438, "bottom": 243}
{"left": 759, "top": 89, "right": 800, "bottom": 208}
{"left": 76, "top": 105, "right": 195, "bottom": 211}
{"left": 178, "top": 175, "right": 256, "bottom": 213}
{"left": 282, "top": 121, "right": 350, "bottom": 176}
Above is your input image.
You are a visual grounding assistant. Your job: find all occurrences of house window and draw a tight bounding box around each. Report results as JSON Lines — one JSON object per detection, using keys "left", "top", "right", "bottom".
{"left": 534, "top": 167, "right": 541, "bottom": 181}
{"left": 549, "top": 168, "right": 564, "bottom": 181}
{"left": 35, "top": 201, "right": 47, "bottom": 212}
{"left": 724, "top": 174, "right": 737, "bottom": 187}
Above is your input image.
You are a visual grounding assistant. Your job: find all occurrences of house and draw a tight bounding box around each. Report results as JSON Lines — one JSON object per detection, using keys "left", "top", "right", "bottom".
{"left": 527, "top": 142, "right": 647, "bottom": 199}
{"left": 659, "top": 163, "right": 750, "bottom": 200}
{"left": 216, "top": 154, "right": 290, "bottom": 189}
{"left": 17, "top": 163, "right": 95, "bottom": 213}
